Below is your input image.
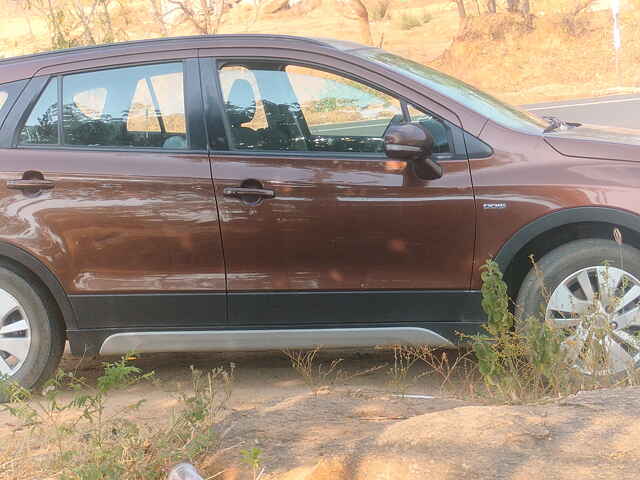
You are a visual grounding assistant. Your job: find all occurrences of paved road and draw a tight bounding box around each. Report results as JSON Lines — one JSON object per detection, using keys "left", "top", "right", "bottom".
{"left": 524, "top": 94, "right": 640, "bottom": 129}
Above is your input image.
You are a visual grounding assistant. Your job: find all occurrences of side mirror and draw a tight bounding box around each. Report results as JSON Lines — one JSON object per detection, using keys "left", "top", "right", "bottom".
{"left": 384, "top": 123, "right": 443, "bottom": 180}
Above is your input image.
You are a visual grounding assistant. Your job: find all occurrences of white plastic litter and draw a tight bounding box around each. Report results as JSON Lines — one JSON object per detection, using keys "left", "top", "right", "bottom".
{"left": 167, "top": 463, "right": 204, "bottom": 480}
{"left": 392, "top": 394, "right": 435, "bottom": 399}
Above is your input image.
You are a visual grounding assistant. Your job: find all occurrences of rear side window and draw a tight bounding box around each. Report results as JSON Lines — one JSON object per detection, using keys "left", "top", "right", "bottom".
{"left": 18, "top": 62, "right": 188, "bottom": 149}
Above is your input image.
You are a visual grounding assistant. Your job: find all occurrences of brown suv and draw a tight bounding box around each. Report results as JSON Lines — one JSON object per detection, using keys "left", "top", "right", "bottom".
{"left": 0, "top": 34, "right": 639, "bottom": 388}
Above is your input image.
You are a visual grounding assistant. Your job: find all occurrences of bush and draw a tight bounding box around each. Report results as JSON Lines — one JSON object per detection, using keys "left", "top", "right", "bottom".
{"left": 471, "top": 258, "right": 640, "bottom": 403}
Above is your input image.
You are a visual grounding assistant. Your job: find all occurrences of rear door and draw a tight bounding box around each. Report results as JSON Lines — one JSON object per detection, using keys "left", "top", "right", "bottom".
{"left": 201, "top": 54, "right": 477, "bottom": 329}
{"left": 0, "top": 57, "right": 226, "bottom": 331}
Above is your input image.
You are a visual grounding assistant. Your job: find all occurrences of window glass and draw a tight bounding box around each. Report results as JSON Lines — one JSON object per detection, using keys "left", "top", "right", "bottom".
{"left": 19, "top": 78, "right": 59, "bottom": 145}
{"left": 219, "top": 65, "right": 305, "bottom": 151}
{"left": 0, "top": 91, "right": 7, "bottom": 111}
{"left": 218, "top": 63, "right": 406, "bottom": 154}
{"left": 287, "top": 65, "right": 403, "bottom": 143}
{"left": 62, "top": 63, "right": 187, "bottom": 148}
{"left": 73, "top": 88, "right": 107, "bottom": 119}
{"left": 407, "top": 104, "right": 451, "bottom": 154}
{"left": 219, "top": 66, "right": 268, "bottom": 132}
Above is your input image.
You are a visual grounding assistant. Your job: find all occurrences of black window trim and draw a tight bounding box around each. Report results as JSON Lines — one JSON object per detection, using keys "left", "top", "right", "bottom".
{"left": 8, "top": 58, "right": 208, "bottom": 152}
{"left": 0, "top": 79, "right": 29, "bottom": 134}
{"left": 204, "top": 56, "right": 469, "bottom": 160}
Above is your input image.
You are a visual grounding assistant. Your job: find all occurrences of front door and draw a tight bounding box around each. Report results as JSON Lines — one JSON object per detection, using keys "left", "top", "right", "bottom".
{"left": 205, "top": 58, "right": 476, "bottom": 328}
{"left": 5, "top": 59, "right": 226, "bottom": 331}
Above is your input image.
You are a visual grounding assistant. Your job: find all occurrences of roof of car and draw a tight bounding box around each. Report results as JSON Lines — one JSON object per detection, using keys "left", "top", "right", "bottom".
{"left": 0, "top": 34, "right": 373, "bottom": 85}
{"left": 0, "top": 34, "right": 365, "bottom": 67}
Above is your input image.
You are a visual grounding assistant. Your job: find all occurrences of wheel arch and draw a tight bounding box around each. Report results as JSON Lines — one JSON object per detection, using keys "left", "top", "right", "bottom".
{"left": 495, "top": 207, "right": 640, "bottom": 298}
{"left": 0, "top": 242, "right": 76, "bottom": 331}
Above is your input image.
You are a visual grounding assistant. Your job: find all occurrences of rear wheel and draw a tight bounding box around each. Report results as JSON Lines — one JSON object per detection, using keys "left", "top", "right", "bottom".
{"left": 517, "top": 238, "right": 640, "bottom": 376}
{"left": 0, "top": 265, "right": 64, "bottom": 391}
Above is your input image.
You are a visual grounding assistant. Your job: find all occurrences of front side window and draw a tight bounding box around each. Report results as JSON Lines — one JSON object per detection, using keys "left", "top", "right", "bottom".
{"left": 19, "top": 62, "right": 188, "bottom": 149}
{"left": 218, "top": 62, "right": 451, "bottom": 155}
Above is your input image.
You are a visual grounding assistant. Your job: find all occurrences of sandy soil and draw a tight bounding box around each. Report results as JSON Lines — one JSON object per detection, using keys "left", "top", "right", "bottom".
{"left": 2, "top": 350, "right": 640, "bottom": 479}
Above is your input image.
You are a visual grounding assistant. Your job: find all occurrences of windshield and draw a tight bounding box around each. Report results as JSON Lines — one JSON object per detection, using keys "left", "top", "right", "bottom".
{"left": 355, "top": 49, "right": 548, "bottom": 134}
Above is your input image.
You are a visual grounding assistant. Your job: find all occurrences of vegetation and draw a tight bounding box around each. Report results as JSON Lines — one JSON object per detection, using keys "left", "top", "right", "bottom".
{"left": 0, "top": 358, "right": 235, "bottom": 479}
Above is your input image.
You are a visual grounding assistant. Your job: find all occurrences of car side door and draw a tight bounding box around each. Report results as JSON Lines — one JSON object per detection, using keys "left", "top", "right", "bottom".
{"left": 0, "top": 55, "right": 226, "bottom": 346}
{"left": 201, "top": 52, "right": 479, "bottom": 331}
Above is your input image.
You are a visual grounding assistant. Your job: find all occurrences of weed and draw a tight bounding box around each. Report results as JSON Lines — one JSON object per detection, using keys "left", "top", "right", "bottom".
{"left": 240, "top": 447, "right": 265, "bottom": 480}
{"left": 0, "top": 357, "right": 234, "bottom": 479}
{"left": 402, "top": 345, "right": 480, "bottom": 397}
{"left": 385, "top": 345, "right": 419, "bottom": 396}
{"left": 283, "top": 347, "right": 344, "bottom": 395}
{"left": 470, "top": 259, "right": 570, "bottom": 402}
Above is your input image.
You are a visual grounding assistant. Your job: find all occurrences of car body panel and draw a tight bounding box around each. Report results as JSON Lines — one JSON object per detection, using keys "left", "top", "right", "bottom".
{"left": 211, "top": 153, "right": 475, "bottom": 293}
{"left": 0, "top": 148, "right": 225, "bottom": 295}
{"left": 471, "top": 120, "right": 640, "bottom": 289}
{"left": 545, "top": 123, "right": 640, "bottom": 161}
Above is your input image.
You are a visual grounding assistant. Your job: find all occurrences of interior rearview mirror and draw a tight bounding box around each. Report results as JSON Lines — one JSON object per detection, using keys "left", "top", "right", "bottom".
{"left": 384, "top": 123, "right": 443, "bottom": 180}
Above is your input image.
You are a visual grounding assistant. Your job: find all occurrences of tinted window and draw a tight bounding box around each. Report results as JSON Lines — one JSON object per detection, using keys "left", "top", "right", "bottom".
{"left": 219, "top": 65, "right": 307, "bottom": 151}
{"left": 407, "top": 104, "right": 451, "bottom": 154}
{"left": 19, "top": 78, "right": 59, "bottom": 145}
{"left": 219, "top": 64, "right": 435, "bottom": 154}
{"left": 286, "top": 65, "right": 403, "bottom": 147}
{"left": 63, "top": 63, "right": 187, "bottom": 148}
{"left": 19, "top": 63, "right": 188, "bottom": 149}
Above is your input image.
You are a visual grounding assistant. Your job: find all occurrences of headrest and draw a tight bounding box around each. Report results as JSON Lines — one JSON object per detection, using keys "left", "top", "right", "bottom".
{"left": 225, "top": 79, "right": 256, "bottom": 126}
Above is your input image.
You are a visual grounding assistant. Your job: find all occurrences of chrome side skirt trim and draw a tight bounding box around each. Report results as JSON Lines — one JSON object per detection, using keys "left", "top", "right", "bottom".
{"left": 99, "top": 327, "right": 455, "bottom": 355}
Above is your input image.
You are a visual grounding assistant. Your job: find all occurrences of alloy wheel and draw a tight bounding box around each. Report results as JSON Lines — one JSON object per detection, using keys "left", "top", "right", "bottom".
{"left": 546, "top": 265, "right": 640, "bottom": 375}
{"left": 0, "top": 288, "right": 31, "bottom": 376}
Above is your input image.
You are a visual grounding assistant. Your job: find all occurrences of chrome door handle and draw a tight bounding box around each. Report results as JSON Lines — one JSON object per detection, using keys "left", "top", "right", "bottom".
{"left": 223, "top": 187, "right": 275, "bottom": 199}
{"left": 6, "top": 179, "right": 55, "bottom": 190}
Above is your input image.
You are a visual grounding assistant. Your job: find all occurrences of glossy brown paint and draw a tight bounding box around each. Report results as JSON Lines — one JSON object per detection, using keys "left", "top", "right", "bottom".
{"left": 212, "top": 153, "right": 475, "bottom": 291}
{"left": 2, "top": 35, "right": 640, "bottom": 339}
{"left": 0, "top": 148, "right": 224, "bottom": 293}
{"left": 471, "top": 120, "right": 640, "bottom": 289}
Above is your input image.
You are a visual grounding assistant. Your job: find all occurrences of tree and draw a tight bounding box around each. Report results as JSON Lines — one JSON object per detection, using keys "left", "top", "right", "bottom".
{"left": 452, "top": 0, "right": 466, "bottom": 19}
{"left": 25, "top": 0, "right": 124, "bottom": 50}
{"left": 167, "top": 0, "right": 227, "bottom": 34}
{"left": 335, "top": 0, "right": 373, "bottom": 45}
{"left": 148, "top": 0, "right": 170, "bottom": 36}
{"left": 506, "top": 0, "right": 519, "bottom": 12}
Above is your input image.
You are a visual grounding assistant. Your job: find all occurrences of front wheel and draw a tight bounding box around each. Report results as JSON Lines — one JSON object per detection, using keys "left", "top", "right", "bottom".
{"left": 517, "top": 238, "right": 640, "bottom": 376}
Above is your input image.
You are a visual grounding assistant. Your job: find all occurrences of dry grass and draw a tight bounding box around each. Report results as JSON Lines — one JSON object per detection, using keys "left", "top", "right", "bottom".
{"left": 436, "top": 7, "right": 640, "bottom": 104}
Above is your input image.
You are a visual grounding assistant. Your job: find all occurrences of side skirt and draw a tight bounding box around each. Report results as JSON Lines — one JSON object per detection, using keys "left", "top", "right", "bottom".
{"left": 97, "top": 326, "right": 455, "bottom": 355}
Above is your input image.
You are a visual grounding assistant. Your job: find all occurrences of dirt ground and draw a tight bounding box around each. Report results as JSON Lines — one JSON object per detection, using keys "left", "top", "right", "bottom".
{"left": 2, "top": 349, "right": 640, "bottom": 479}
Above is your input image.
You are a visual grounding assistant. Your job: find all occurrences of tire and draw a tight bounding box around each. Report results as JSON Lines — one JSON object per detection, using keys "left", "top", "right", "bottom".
{"left": 0, "top": 264, "right": 64, "bottom": 393}
{"left": 516, "top": 238, "right": 640, "bottom": 375}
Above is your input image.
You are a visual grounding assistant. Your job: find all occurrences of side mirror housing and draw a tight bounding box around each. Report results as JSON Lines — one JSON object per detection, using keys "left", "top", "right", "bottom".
{"left": 384, "top": 123, "right": 443, "bottom": 180}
